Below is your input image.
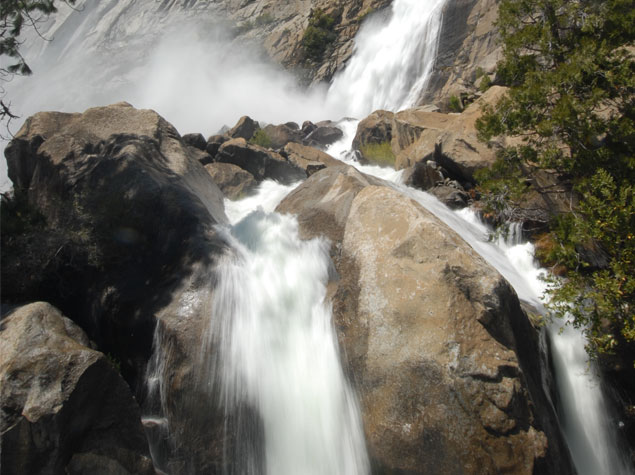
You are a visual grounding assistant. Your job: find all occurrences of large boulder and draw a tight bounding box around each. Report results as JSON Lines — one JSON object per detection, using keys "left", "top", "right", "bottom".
{"left": 393, "top": 88, "right": 505, "bottom": 184}
{"left": 352, "top": 110, "right": 395, "bottom": 163}
{"left": 0, "top": 302, "right": 155, "bottom": 475}
{"left": 2, "top": 102, "right": 227, "bottom": 384}
{"left": 205, "top": 162, "right": 258, "bottom": 199}
{"left": 276, "top": 167, "right": 573, "bottom": 474}
{"left": 282, "top": 141, "right": 343, "bottom": 176}
{"left": 216, "top": 137, "right": 306, "bottom": 183}
{"left": 352, "top": 87, "right": 508, "bottom": 184}
{"left": 303, "top": 122, "right": 344, "bottom": 148}
{"left": 261, "top": 123, "right": 304, "bottom": 149}
{"left": 1, "top": 103, "right": 232, "bottom": 473}
{"left": 227, "top": 115, "right": 260, "bottom": 141}
{"left": 181, "top": 132, "right": 207, "bottom": 151}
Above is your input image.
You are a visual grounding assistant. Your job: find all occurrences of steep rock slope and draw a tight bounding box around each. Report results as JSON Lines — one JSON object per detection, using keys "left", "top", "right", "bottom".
{"left": 423, "top": 0, "right": 502, "bottom": 107}
{"left": 277, "top": 166, "right": 574, "bottom": 474}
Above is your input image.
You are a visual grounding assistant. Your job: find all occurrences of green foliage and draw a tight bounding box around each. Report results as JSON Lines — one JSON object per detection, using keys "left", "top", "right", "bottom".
{"left": 545, "top": 171, "right": 634, "bottom": 357}
{"left": 361, "top": 141, "right": 395, "bottom": 167}
{"left": 249, "top": 129, "right": 272, "bottom": 148}
{"left": 449, "top": 95, "right": 463, "bottom": 112}
{"left": 301, "top": 9, "right": 337, "bottom": 60}
{"left": 1, "top": 1, "right": 76, "bottom": 128}
{"left": 473, "top": 146, "right": 530, "bottom": 221}
{"left": 478, "top": 74, "right": 493, "bottom": 92}
{"left": 475, "top": 0, "right": 635, "bottom": 362}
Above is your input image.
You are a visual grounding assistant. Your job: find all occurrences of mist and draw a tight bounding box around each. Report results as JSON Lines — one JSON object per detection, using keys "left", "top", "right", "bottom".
{"left": 0, "top": 1, "right": 347, "bottom": 192}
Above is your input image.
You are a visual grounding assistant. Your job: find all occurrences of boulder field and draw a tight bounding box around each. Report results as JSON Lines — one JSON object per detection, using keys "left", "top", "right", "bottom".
{"left": 1, "top": 102, "right": 574, "bottom": 473}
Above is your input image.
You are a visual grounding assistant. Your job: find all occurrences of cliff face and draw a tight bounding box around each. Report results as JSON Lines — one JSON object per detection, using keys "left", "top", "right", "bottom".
{"left": 36, "top": 0, "right": 498, "bottom": 100}
{"left": 224, "top": 0, "right": 501, "bottom": 101}
{"left": 422, "top": 0, "right": 501, "bottom": 107}
{"left": 220, "top": 0, "right": 393, "bottom": 84}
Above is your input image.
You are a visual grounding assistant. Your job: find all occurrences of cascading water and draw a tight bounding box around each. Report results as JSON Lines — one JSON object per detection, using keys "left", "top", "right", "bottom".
{"left": 6, "top": 0, "right": 633, "bottom": 472}
{"left": 327, "top": 0, "right": 447, "bottom": 118}
{"left": 202, "top": 197, "right": 369, "bottom": 475}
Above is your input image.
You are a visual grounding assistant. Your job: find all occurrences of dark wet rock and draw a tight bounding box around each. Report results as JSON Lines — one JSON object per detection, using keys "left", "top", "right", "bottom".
{"left": 304, "top": 124, "right": 344, "bottom": 148}
{"left": 216, "top": 137, "right": 306, "bottom": 183}
{"left": 227, "top": 115, "right": 260, "bottom": 141}
{"left": 206, "top": 134, "right": 230, "bottom": 159}
{"left": 402, "top": 161, "right": 444, "bottom": 190}
{"left": 182, "top": 133, "right": 207, "bottom": 151}
{"left": 429, "top": 184, "right": 471, "bottom": 209}
{"left": 1, "top": 102, "right": 232, "bottom": 473}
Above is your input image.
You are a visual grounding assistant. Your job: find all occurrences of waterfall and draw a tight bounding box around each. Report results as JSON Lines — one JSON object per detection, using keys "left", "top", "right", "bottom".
{"left": 327, "top": 0, "right": 447, "bottom": 118}
{"left": 6, "top": 0, "right": 633, "bottom": 473}
{"left": 206, "top": 184, "right": 369, "bottom": 475}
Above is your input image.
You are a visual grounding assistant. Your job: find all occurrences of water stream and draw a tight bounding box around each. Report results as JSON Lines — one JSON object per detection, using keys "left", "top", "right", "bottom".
{"left": 204, "top": 201, "right": 369, "bottom": 475}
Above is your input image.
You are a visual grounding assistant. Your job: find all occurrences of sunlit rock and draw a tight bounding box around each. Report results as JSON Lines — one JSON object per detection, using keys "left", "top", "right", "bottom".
{"left": 277, "top": 167, "right": 574, "bottom": 474}
{"left": 0, "top": 302, "right": 155, "bottom": 475}
{"left": 205, "top": 162, "right": 258, "bottom": 199}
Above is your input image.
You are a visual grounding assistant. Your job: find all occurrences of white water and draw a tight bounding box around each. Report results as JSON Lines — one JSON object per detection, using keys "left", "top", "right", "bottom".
{"left": 204, "top": 184, "right": 369, "bottom": 475}
{"left": 329, "top": 131, "right": 633, "bottom": 474}
{"left": 327, "top": 0, "right": 447, "bottom": 118}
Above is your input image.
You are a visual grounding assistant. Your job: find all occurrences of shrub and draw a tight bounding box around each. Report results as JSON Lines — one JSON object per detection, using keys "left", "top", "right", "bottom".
{"left": 301, "top": 9, "right": 337, "bottom": 60}
{"left": 360, "top": 141, "right": 395, "bottom": 167}
{"left": 478, "top": 74, "right": 493, "bottom": 92}
{"left": 448, "top": 95, "right": 463, "bottom": 113}
{"left": 249, "top": 129, "right": 272, "bottom": 148}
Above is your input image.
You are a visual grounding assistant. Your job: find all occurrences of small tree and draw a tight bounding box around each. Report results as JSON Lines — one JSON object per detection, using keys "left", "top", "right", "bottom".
{"left": 1, "top": 1, "right": 76, "bottom": 131}
{"left": 476, "top": 0, "right": 634, "bottom": 362}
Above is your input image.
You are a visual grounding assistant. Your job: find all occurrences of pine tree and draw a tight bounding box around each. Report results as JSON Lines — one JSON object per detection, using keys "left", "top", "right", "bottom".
{"left": 476, "top": 0, "right": 634, "bottom": 362}
{"left": 1, "top": 1, "right": 76, "bottom": 128}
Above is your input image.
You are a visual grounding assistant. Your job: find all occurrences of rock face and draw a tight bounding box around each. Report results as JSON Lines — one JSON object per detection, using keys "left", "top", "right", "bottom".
{"left": 277, "top": 166, "right": 574, "bottom": 474}
{"left": 282, "top": 141, "right": 342, "bottom": 175}
{"left": 216, "top": 137, "right": 307, "bottom": 183}
{"left": 353, "top": 87, "right": 508, "bottom": 188}
{"left": 224, "top": 0, "right": 393, "bottom": 84}
{"left": 205, "top": 162, "right": 258, "bottom": 199}
{"left": 3, "top": 102, "right": 227, "bottom": 384}
{"left": 2, "top": 103, "right": 232, "bottom": 473}
{"left": 227, "top": 115, "right": 260, "bottom": 140}
{"left": 352, "top": 110, "right": 395, "bottom": 163}
{"left": 422, "top": 0, "right": 502, "bottom": 107}
{"left": 0, "top": 302, "right": 155, "bottom": 475}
